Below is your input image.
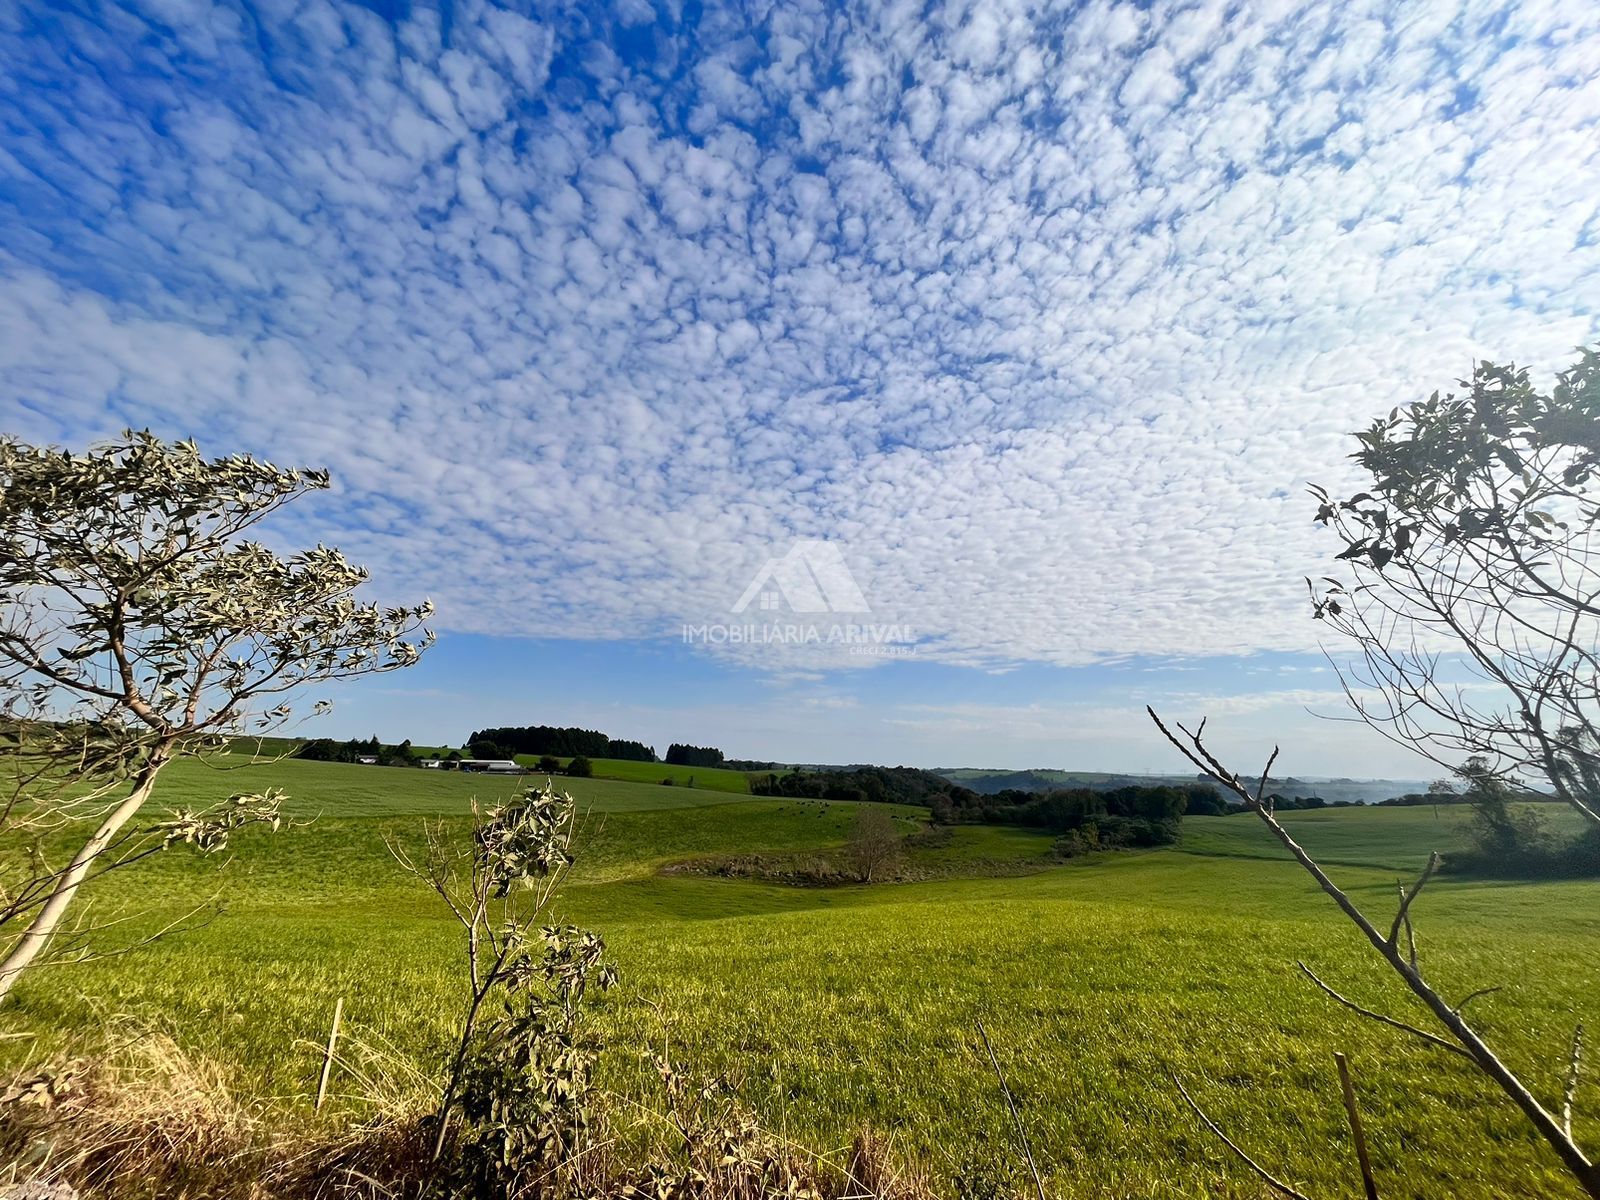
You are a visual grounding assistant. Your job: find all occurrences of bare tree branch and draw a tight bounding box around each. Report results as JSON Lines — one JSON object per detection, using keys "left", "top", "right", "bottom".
{"left": 977, "top": 1019, "right": 1047, "bottom": 1200}
{"left": 1296, "top": 963, "right": 1468, "bottom": 1058}
{"left": 1387, "top": 854, "right": 1440, "bottom": 950}
{"left": 1149, "top": 706, "right": 1600, "bottom": 1196}
{"left": 1172, "top": 1073, "right": 1315, "bottom": 1200}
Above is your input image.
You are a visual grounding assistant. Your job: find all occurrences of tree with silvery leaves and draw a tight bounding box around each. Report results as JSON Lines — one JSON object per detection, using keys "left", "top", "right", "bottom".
{"left": 0, "top": 431, "right": 432, "bottom": 1000}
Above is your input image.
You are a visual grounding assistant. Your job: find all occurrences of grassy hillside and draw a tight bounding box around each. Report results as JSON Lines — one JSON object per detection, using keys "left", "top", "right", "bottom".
{"left": 5, "top": 758, "right": 1595, "bottom": 1198}
{"left": 219, "top": 736, "right": 757, "bottom": 793}
{"left": 514, "top": 754, "right": 756, "bottom": 793}
{"left": 155, "top": 754, "right": 747, "bottom": 815}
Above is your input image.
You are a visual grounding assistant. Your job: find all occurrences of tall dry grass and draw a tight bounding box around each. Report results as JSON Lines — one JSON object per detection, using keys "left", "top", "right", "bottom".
{"left": 0, "top": 1030, "right": 433, "bottom": 1198}
{"left": 0, "top": 1030, "right": 940, "bottom": 1200}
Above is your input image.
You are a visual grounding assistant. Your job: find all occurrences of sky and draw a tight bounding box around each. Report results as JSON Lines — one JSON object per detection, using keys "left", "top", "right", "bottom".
{"left": 2, "top": 0, "right": 1598, "bottom": 776}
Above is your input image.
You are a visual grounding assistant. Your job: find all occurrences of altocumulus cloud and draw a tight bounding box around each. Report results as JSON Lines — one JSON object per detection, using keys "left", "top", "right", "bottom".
{"left": 1, "top": 0, "right": 1598, "bottom": 673}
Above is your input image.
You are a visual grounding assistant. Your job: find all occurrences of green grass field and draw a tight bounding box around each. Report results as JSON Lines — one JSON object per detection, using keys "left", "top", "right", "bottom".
{"left": 150, "top": 753, "right": 752, "bottom": 816}
{"left": 5, "top": 757, "right": 1597, "bottom": 1198}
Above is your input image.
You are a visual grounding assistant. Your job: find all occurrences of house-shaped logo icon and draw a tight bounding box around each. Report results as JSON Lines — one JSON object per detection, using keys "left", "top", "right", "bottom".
{"left": 731, "top": 541, "right": 871, "bottom": 614}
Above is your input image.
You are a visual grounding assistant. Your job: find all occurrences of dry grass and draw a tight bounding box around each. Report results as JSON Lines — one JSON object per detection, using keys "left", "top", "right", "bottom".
{"left": 0, "top": 1031, "right": 942, "bottom": 1200}
{"left": 0, "top": 1030, "right": 433, "bottom": 1199}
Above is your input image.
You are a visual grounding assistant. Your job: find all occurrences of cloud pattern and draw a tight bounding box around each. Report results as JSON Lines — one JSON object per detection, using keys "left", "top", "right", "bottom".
{"left": 2, "top": 0, "right": 1598, "bottom": 674}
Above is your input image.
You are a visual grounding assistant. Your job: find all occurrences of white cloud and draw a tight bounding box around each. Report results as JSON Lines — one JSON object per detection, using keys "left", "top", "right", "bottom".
{"left": 1119, "top": 45, "right": 1184, "bottom": 109}
{"left": 1, "top": 0, "right": 1597, "bottom": 683}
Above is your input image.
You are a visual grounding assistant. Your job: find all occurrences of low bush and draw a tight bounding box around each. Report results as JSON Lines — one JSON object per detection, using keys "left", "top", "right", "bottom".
{"left": 1052, "top": 816, "right": 1179, "bottom": 859}
{"left": 1446, "top": 824, "right": 1600, "bottom": 879}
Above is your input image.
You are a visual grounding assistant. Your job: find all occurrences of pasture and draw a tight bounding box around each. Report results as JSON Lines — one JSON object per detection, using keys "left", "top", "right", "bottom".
{"left": 5, "top": 757, "right": 1597, "bottom": 1198}
{"left": 513, "top": 754, "right": 757, "bottom": 793}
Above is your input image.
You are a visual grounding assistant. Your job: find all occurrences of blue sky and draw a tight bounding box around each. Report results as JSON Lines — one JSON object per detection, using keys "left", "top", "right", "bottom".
{"left": 2, "top": 0, "right": 1597, "bottom": 774}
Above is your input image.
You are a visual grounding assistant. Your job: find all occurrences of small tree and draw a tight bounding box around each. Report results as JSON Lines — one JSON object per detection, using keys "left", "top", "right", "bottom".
{"left": 1307, "top": 350, "right": 1599, "bottom": 829}
{"left": 847, "top": 807, "right": 903, "bottom": 883}
{"left": 1150, "top": 352, "right": 1600, "bottom": 1196}
{"left": 537, "top": 754, "right": 561, "bottom": 775}
{"left": 565, "top": 754, "right": 593, "bottom": 778}
{"left": 1149, "top": 709, "right": 1599, "bottom": 1196}
{"left": 390, "top": 782, "right": 614, "bottom": 1184}
{"left": 0, "top": 432, "right": 432, "bottom": 1000}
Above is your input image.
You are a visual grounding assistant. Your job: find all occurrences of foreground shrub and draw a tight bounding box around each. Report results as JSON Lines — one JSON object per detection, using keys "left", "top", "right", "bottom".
{"left": 451, "top": 926, "right": 612, "bottom": 1191}
{"left": 390, "top": 782, "right": 615, "bottom": 1191}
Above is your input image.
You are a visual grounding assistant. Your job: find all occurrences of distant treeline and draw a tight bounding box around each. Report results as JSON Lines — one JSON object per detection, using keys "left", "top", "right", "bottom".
{"left": 297, "top": 736, "right": 420, "bottom": 766}
{"left": 465, "top": 726, "right": 657, "bottom": 762}
{"left": 1260, "top": 794, "right": 1351, "bottom": 810}
{"left": 752, "top": 765, "right": 1227, "bottom": 849}
{"left": 1377, "top": 787, "right": 1557, "bottom": 807}
{"left": 753, "top": 765, "right": 956, "bottom": 806}
{"left": 665, "top": 743, "right": 725, "bottom": 767}
{"left": 953, "top": 781, "right": 1225, "bottom": 826}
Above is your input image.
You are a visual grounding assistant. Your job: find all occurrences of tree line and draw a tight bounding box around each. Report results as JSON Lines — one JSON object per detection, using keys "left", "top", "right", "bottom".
{"left": 938, "top": 781, "right": 1213, "bottom": 853}
{"left": 296, "top": 735, "right": 424, "bottom": 765}
{"left": 664, "top": 743, "right": 725, "bottom": 767}
{"left": 464, "top": 725, "right": 657, "bottom": 762}
{"left": 752, "top": 764, "right": 1221, "bottom": 850}
{"left": 752, "top": 764, "right": 960, "bottom": 806}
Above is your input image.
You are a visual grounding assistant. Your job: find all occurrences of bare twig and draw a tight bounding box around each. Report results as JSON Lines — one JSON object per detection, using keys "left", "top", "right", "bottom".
{"left": 1172, "top": 1073, "right": 1314, "bottom": 1200}
{"left": 1567, "top": 1024, "right": 1586, "bottom": 1139}
{"left": 1452, "top": 986, "right": 1503, "bottom": 1016}
{"left": 977, "top": 1019, "right": 1047, "bottom": 1200}
{"left": 1296, "top": 963, "right": 1469, "bottom": 1058}
{"left": 1387, "top": 853, "right": 1440, "bottom": 950}
{"left": 1256, "top": 746, "right": 1282, "bottom": 809}
{"left": 1335, "top": 1053, "right": 1380, "bottom": 1200}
